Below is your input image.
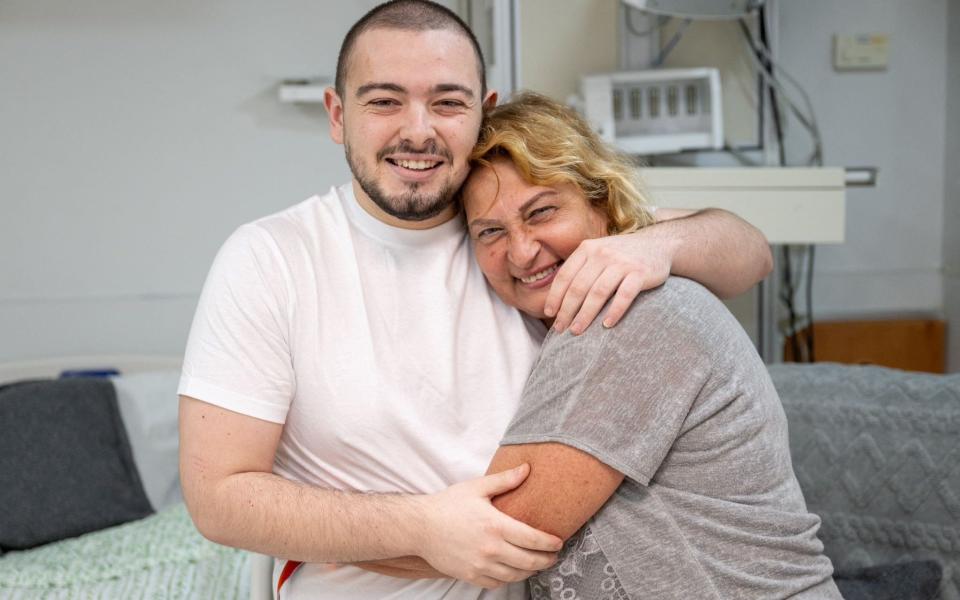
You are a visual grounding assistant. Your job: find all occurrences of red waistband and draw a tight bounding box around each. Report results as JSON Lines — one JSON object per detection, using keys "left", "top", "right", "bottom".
{"left": 276, "top": 560, "right": 304, "bottom": 598}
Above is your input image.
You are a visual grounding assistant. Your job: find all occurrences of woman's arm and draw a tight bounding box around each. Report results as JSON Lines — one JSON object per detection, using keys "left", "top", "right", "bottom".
{"left": 486, "top": 443, "right": 624, "bottom": 540}
{"left": 354, "top": 444, "right": 623, "bottom": 579}
{"left": 546, "top": 207, "right": 772, "bottom": 334}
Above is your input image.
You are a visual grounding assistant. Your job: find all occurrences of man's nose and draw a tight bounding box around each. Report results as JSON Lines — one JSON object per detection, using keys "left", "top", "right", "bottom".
{"left": 400, "top": 103, "right": 437, "bottom": 148}
{"left": 507, "top": 231, "right": 541, "bottom": 268}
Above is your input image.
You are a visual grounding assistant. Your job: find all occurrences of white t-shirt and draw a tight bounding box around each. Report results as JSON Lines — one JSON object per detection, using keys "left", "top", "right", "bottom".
{"left": 179, "top": 184, "right": 543, "bottom": 600}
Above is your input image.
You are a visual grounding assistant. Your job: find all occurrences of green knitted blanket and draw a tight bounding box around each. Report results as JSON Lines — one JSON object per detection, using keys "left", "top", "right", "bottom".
{"left": 0, "top": 503, "right": 249, "bottom": 599}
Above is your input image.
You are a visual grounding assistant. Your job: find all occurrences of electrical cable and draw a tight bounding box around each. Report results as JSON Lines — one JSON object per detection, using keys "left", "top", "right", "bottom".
{"left": 757, "top": 10, "right": 786, "bottom": 166}
{"left": 738, "top": 20, "right": 823, "bottom": 167}
{"left": 780, "top": 247, "right": 802, "bottom": 361}
{"left": 653, "top": 18, "right": 693, "bottom": 67}
{"left": 806, "top": 245, "right": 816, "bottom": 361}
{"left": 742, "top": 12, "right": 822, "bottom": 362}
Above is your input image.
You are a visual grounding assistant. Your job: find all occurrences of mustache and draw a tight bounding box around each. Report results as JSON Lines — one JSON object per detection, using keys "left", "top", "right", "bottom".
{"left": 377, "top": 140, "right": 453, "bottom": 163}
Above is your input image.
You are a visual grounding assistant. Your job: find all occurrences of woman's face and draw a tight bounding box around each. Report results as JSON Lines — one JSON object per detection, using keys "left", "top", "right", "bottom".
{"left": 463, "top": 157, "right": 608, "bottom": 320}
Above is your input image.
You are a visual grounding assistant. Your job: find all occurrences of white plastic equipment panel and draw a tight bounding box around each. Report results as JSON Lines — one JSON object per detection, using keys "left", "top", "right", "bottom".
{"left": 639, "top": 167, "right": 846, "bottom": 244}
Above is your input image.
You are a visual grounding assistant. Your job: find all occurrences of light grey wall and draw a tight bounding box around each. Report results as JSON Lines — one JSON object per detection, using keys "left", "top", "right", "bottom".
{"left": 945, "top": 0, "right": 960, "bottom": 372}
{"left": 0, "top": 1, "right": 454, "bottom": 362}
{"left": 777, "top": 0, "right": 948, "bottom": 320}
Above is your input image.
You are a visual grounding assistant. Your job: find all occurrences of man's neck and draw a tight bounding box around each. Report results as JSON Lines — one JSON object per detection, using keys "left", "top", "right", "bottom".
{"left": 352, "top": 180, "right": 459, "bottom": 231}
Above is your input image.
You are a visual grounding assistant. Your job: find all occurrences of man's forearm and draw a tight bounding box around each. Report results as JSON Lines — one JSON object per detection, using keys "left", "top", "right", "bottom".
{"left": 658, "top": 208, "right": 772, "bottom": 298}
{"left": 181, "top": 396, "right": 559, "bottom": 586}
{"left": 189, "top": 471, "right": 423, "bottom": 563}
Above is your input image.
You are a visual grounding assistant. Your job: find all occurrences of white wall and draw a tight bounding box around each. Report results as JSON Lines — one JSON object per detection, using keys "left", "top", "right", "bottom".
{"left": 945, "top": 1, "right": 960, "bottom": 372}
{"left": 0, "top": 1, "right": 454, "bottom": 362}
{"left": 518, "top": 0, "right": 618, "bottom": 101}
{"left": 777, "top": 0, "right": 948, "bottom": 320}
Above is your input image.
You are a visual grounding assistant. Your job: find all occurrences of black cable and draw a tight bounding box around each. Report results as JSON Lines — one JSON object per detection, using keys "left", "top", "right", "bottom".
{"left": 754, "top": 15, "right": 786, "bottom": 167}
{"left": 653, "top": 18, "right": 693, "bottom": 67}
{"left": 747, "top": 16, "right": 798, "bottom": 360}
{"left": 747, "top": 13, "right": 820, "bottom": 363}
{"left": 780, "top": 247, "right": 802, "bottom": 361}
{"left": 806, "top": 245, "right": 816, "bottom": 361}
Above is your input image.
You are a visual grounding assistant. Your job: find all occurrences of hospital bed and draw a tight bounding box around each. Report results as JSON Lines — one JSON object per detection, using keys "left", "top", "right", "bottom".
{"left": 2, "top": 356, "right": 957, "bottom": 599}
{"left": 0, "top": 356, "right": 269, "bottom": 600}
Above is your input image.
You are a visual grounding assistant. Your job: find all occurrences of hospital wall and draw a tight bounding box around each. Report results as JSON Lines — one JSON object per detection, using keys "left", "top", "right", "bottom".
{"left": 1, "top": 1, "right": 957, "bottom": 371}
{"left": 519, "top": 0, "right": 956, "bottom": 370}
{"left": 946, "top": 1, "right": 960, "bottom": 373}
{"left": 777, "top": 0, "right": 949, "bottom": 326}
{"left": 0, "top": 0, "right": 455, "bottom": 362}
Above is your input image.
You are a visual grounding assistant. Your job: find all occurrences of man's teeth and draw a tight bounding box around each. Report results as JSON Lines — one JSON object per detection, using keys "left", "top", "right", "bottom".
{"left": 395, "top": 159, "right": 439, "bottom": 170}
{"left": 519, "top": 265, "right": 559, "bottom": 284}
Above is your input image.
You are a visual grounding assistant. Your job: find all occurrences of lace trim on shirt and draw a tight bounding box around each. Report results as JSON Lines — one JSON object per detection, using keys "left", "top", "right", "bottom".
{"left": 529, "top": 526, "right": 629, "bottom": 600}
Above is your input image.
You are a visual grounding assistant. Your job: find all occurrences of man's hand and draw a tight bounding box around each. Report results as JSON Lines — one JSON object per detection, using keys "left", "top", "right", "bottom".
{"left": 545, "top": 208, "right": 772, "bottom": 334}
{"left": 412, "top": 464, "right": 562, "bottom": 588}
{"left": 545, "top": 230, "right": 677, "bottom": 335}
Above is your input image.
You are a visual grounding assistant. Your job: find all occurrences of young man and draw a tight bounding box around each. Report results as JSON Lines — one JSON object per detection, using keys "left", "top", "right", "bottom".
{"left": 177, "top": 2, "right": 773, "bottom": 599}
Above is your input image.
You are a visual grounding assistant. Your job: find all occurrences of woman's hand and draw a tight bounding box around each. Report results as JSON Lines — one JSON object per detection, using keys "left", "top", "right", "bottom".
{"left": 545, "top": 230, "right": 677, "bottom": 335}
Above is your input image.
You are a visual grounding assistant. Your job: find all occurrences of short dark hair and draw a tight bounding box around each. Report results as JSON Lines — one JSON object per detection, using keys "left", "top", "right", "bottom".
{"left": 335, "top": 0, "right": 487, "bottom": 99}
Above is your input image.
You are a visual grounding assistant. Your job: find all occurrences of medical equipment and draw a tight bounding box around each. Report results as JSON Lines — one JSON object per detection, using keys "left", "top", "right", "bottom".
{"left": 622, "top": 0, "right": 765, "bottom": 20}
{"left": 580, "top": 67, "right": 723, "bottom": 155}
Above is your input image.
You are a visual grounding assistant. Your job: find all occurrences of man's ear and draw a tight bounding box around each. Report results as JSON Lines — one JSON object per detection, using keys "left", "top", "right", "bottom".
{"left": 324, "top": 87, "right": 345, "bottom": 145}
{"left": 482, "top": 90, "right": 498, "bottom": 111}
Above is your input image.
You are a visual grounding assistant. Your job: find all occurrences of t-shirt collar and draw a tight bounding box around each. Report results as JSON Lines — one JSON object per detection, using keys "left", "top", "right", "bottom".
{"left": 339, "top": 183, "right": 465, "bottom": 247}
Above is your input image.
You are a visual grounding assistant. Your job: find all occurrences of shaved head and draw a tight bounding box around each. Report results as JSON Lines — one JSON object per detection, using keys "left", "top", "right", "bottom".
{"left": 335, "top": 0, "right": 486, "bottom": 98}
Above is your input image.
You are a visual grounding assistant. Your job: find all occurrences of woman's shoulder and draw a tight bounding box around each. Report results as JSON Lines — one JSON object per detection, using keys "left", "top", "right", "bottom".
{"left": 622, "top": 276, "right": 725, "bottom": 323}
{"left": 595, "top": 276, "right": 744, "bottom": 350}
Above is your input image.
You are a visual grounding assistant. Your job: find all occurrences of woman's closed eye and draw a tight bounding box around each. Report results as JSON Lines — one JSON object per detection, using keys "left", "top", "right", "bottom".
{"left": 526, "top": 206, "right": 557, "bottom": 222}
{"left": 475, "top": 226, "right": 505, "bottom": 242}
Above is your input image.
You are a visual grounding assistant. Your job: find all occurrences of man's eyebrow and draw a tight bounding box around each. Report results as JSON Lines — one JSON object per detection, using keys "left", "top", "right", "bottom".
{"left": 433, "top": 83, "right": 475, "bottom": 99}
{"left": 356, "top": 82, "right": 407, "bottom": 97}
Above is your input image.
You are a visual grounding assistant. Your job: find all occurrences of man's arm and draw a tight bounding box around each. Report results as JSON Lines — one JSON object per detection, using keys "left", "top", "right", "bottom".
{"left": 179, "top": 395, "right": 562, "bottom": 589}
{"left": 546, "top": 207, "right": 773, "bottom": 334}
{"left": 354, "top": 441, "right": 623, "bottom": 579}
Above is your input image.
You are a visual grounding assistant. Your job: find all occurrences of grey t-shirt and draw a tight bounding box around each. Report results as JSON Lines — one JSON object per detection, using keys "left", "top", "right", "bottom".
{"left": 501, "top": 277, "right": 841, "bottom": 600}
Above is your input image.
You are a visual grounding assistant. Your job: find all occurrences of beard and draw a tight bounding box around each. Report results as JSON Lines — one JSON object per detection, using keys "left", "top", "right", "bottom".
{"left": 345, "top": 141, "right": 459, "bottom": 222}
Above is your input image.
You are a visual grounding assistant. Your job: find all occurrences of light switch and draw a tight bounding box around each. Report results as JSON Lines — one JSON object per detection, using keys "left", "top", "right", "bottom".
{"left": 834, "top": 34, "right": 890, "bottom": 70}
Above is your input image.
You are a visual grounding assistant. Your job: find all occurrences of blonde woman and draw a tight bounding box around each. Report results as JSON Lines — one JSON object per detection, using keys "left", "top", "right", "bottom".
{"left": 461, "top": 92, "right": 841, "bottom": 599}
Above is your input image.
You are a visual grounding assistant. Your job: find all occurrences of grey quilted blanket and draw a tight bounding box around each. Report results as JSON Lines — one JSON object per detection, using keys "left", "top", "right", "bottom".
{"left": 769, "top": 363, "right": 960, "bottom": 600}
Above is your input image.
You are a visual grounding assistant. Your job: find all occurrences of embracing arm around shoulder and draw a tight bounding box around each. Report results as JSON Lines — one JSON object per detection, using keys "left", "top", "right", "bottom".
{"left": 547, "top": 207, "right": 772, "bottom": 334}
{"left": 653, "top": 207, "right": 773, "bottom": 298}
{"left": 179, "top": 396, "right": 561, "bottom": 588}
{"left": 354, "top": 442, "right": 623, "bottom": 579}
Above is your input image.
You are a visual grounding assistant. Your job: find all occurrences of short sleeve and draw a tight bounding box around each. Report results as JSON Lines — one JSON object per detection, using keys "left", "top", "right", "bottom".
{"left": 178, "top": 224, "right": 295, "bottom": 424}
{"left": 500, "top": 278, "right": 716, "bottom": 485}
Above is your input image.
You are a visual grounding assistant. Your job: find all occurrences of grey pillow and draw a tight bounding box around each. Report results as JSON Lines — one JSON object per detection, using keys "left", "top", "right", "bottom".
{"left": 835, "top": 560, "right": 942, "bottom": 600}
{"left": 0, "top": 378, "right": 153, "bottom": 551}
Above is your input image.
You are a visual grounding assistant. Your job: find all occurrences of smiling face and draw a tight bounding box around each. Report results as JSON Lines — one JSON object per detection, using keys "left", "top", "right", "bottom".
{"left": 324, "top": 27, "right": 493, "bottom": 229}
{"left": 463, "top": 158, "right": 609, "bottom": 320}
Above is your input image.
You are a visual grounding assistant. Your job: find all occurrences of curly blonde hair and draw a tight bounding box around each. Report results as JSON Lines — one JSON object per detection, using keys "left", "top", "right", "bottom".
{"left": 469, "top": 91, "right": 654, "bottom": 235}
